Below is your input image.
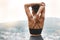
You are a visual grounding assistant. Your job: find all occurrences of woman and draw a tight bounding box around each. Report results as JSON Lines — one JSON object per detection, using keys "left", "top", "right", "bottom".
{"left": 24, "top": 2, "right": 45, "bottom": 36}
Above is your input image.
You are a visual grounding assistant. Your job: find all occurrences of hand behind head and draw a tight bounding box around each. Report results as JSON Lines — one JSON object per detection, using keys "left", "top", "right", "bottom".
{"left": 41, "top": 2, "right": 45, "bottom": 6}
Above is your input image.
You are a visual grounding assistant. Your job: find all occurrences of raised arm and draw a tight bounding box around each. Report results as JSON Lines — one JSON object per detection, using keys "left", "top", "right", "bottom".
{"left": 37, "top": 2, "right": 45, "bottom": 17}
{"left": 24, "top": 3, "right": 41, "bottom": 18}
{"left": 24, "top": 2, "right": 45, "bottom": 18}
{"left": 41, "top": 6, "right": 45, "bottom": 18}
{"left": 24, "top": 4, "right": 33, "bottom": 19}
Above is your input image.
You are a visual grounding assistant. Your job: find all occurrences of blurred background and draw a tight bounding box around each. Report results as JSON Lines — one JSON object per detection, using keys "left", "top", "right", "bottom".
{"left": 0, "top": 0, "right": 60, "bottom": 22}
{"left": 0, "top": 0, "right": 60, "bottom": 40}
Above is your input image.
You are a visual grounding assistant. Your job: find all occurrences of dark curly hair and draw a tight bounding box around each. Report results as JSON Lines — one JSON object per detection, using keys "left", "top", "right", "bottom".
{"left": 32, "top": 4, "right": 40, "bottom": 13}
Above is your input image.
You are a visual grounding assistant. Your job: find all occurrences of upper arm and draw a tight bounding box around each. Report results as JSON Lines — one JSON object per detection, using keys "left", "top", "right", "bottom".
{"left": 39, "top": 6, "right": 45, "bottom": 22}
{"left": 41, "top": 7, "right": 45, "bottom": 18}
{"left": 37, "top": 5, "right": 45, "bottom": 21}
{"left": 24, "top": 4, "right": 32, "bottom": 18}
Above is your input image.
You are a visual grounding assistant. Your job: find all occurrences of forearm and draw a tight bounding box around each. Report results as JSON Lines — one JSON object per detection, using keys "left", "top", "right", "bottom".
{"left": 24, "top": 3, "right": 41, "bottom": 7}
{"left": 24, "top": 2, "right": 45, "bottom": 7}
{"left": 38, "top": 2, "right": 45, "bottom": 13}
{"left": 24, "top": 4, "right": 31, "bottom": 7}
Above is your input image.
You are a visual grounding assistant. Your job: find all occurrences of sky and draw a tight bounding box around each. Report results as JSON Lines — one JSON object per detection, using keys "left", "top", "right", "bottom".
{"left": 0, "top": 0, "right": 60, "bottom": 23}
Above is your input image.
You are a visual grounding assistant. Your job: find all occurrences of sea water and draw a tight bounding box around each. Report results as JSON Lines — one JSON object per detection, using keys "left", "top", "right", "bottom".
{"left": 0, "top": 18, "right": 60, "bottom": 40}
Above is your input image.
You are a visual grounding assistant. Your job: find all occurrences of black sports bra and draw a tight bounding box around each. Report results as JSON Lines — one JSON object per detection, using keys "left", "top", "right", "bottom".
{"left": 29, "top": 29, "right": 42, "bottom": 34}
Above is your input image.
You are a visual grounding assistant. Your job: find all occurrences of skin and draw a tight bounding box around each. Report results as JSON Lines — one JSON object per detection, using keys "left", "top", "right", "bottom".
{"left": 24, "top": 2, "right": 45, "bottom": 36}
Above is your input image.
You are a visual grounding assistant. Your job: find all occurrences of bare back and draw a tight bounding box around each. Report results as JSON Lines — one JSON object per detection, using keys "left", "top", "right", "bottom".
{"left": 28, "top": 12, "right": 44, "bottom": 29}
{"left": 24, "top": 2, "right": 45, "bottom": 29}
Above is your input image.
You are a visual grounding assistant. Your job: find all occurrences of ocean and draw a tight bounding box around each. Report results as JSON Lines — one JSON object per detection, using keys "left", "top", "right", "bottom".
{"left": 0, "top": 17, "right": 60, "bottom": 40}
